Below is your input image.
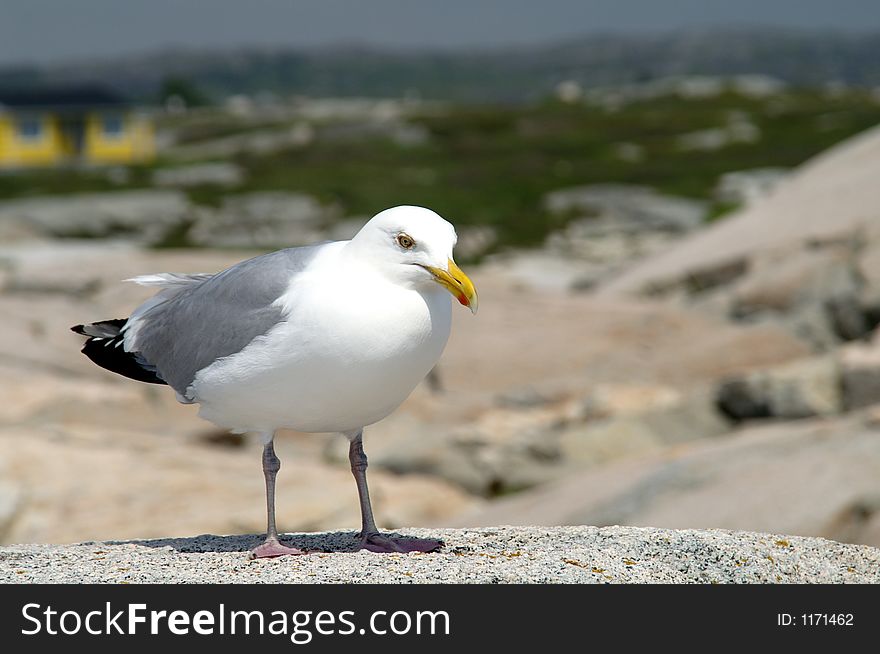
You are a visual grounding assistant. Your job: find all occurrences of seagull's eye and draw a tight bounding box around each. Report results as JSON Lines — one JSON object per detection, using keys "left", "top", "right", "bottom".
{"left": 396, "top": 233, "right": 416, "bottom": 250}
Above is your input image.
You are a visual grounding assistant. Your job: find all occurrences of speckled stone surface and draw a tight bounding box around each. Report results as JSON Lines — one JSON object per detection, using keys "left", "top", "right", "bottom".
{"left": 2, "top": 526, "right": 878, "bottom": 584}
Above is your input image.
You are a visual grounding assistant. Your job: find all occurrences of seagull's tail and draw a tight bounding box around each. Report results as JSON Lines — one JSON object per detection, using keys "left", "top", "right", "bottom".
{"left": 71, "top": 318, "right": 167, "bottom": 385}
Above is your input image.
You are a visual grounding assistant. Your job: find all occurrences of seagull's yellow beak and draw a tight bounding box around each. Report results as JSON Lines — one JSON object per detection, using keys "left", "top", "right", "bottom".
{"left": 423, "top": 259, "right": 479, "bottom": 314}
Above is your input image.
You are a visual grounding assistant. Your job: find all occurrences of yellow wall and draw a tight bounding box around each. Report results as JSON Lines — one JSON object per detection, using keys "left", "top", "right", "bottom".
{"left": 0, "top": 110, "right": 155, "bottom": 167}
{"left": 0, "top": 112, "right": 65, "bottom": 167}
{"left": 84, "top": 111, "right": 155, "bottom": 164}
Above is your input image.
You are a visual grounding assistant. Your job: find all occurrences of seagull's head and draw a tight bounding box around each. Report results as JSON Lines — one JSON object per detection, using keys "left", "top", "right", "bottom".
{"left": 348, "top": 205, "right": 478, "bottom": 314}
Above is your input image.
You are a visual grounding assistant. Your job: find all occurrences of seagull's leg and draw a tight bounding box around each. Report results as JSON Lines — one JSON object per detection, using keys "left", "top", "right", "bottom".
{"left": 249, "top": 436, "right": 306, "bottom": 559}
{"left": 348, "top": 429, "right": 443, "bottom": 554}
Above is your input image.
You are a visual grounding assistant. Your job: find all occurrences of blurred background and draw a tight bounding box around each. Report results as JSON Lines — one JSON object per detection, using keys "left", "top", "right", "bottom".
{"left": 2, "top": 1, "right": 880, "bottom": 549}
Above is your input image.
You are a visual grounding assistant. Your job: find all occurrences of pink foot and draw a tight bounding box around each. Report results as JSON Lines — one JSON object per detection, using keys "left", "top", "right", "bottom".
{"left": 359, "top": 532, "right": 444, "bottom": 553}
{"left": 249, "top": 538, "right": 307, "bottom": 559}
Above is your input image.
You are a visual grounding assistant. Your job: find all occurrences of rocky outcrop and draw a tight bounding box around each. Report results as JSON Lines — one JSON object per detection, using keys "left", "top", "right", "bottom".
{"left": 188, "top": 191, "right": 334, "bottom": 248}
{"left": 0, "top": 188, "right": 342, "bottom": 250}
{"left": 841, "top": 340, "right": 880, "bottom": 410}
{"left": 0, "top": 191, "right": 192, "bottom": 245}
{"left": 454, "top": 411, "right": 880, "bottom": 548}
{"left": 716, "top": 355, "right": 842, "bottom": 421}
{"left": 152, "top": 162, "right": 245, "bottom": 188}
{"left": 599, "top": 124, "right": 880, "bottom": 296}
{"left": 1, "top": 526, "right": 877, "bottom": 583}
{"left": 714, "top": 168, "right": 788, "bottom": 206}
{"left": 538, "top": 184, "right": 707, "bottom": 288}
{"left": 716, "top": 332, "right": 880, "bottom": 421}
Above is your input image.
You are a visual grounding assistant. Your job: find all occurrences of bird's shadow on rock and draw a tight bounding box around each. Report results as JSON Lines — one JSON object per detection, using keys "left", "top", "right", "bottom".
{"left": 109, "top": 531, "right": 424, "bottom": 554}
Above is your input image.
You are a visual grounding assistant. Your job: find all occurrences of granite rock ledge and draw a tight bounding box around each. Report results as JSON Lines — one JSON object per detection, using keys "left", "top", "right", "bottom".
{"left": 1, "top": 526, "right": 877, "bottom": 584}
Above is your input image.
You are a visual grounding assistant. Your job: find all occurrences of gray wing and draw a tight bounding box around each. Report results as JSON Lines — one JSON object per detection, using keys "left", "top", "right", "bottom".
{"left": 124, "top": 244, "right": 327, "bottom": 398}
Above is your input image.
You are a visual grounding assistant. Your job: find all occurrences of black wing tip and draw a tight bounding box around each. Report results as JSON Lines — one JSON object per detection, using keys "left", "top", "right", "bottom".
{"left": 80, "top": 337, "right": 167, "bottom": 386}
{"left": 73, "top": 318, "right": 167, "bottom": 387}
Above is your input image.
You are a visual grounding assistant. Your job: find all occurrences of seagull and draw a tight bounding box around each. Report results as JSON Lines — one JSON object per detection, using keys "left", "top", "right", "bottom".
{"left": 72, "top": 205, "right": 478, "bottom": 558}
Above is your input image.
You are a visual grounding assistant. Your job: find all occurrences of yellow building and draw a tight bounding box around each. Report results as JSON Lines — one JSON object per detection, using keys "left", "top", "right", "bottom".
{"left": 0, "top": 85, "right": 155, "bottom": 168}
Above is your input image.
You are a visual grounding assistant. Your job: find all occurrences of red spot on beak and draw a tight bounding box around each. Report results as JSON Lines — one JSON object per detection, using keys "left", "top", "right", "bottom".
{"left": 457, "top": 293, "right": 469, "bottom": 306}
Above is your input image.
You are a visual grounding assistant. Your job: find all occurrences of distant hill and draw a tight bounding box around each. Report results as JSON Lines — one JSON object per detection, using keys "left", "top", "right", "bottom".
{"left": 2, "top": 27, "right": 880, "bottom": 103}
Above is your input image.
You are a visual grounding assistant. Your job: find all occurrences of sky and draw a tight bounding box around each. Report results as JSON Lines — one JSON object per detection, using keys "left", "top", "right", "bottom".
{"left": 1, "top": 0, "right": 879, "bottom": 66}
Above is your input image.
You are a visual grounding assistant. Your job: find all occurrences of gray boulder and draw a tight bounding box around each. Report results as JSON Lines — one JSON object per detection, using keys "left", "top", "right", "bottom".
{"left": 0, "top": 479, "right": 22, "bottom": 542}
{"left": 764, "top": 356, "right": 843, "bottom": 418}
{"left": 454, "top": 412, "right": 880, "bottom": 548}
{"left": 559, "top": 389, "right": 730, "bottom": 465}
{"left": 152, "top": 162, "right": 244, "bottom": 188}
{"left": 676, "top": 116, "right": 760, "bottom": 151}
{"left": 840, "top": 338, "right": 880, "bottom": 410}
{"left": 164, "top": 123, "right": 315, "bottom": 161}
{"left": 544, "top": 184, "right": 706, "bottom": 234}
{"left": 715, "top": 168, "right": 788, "bottom": 206}
{"left": 731, "top": 248, "right": 854, "bottom": 315}
{"left": 361, "top": 412, "right": 569, "bottom": 497}
{"left": 717, "top": 355, "right": 842, "bottom": 421}
{"left": 188, "top": 191, "right": 333, "bottom": 248}
{"left": 718, "top": 244, "right": 872, "bottom": 349}
{"left": 454, "top": 225, "right": 498, "bottom": 261}
{"left": 541, "top": 184, "right": 707, "bottom": 285}
{"left": 0, "top": 190, "right": 192, "bottom": 244}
